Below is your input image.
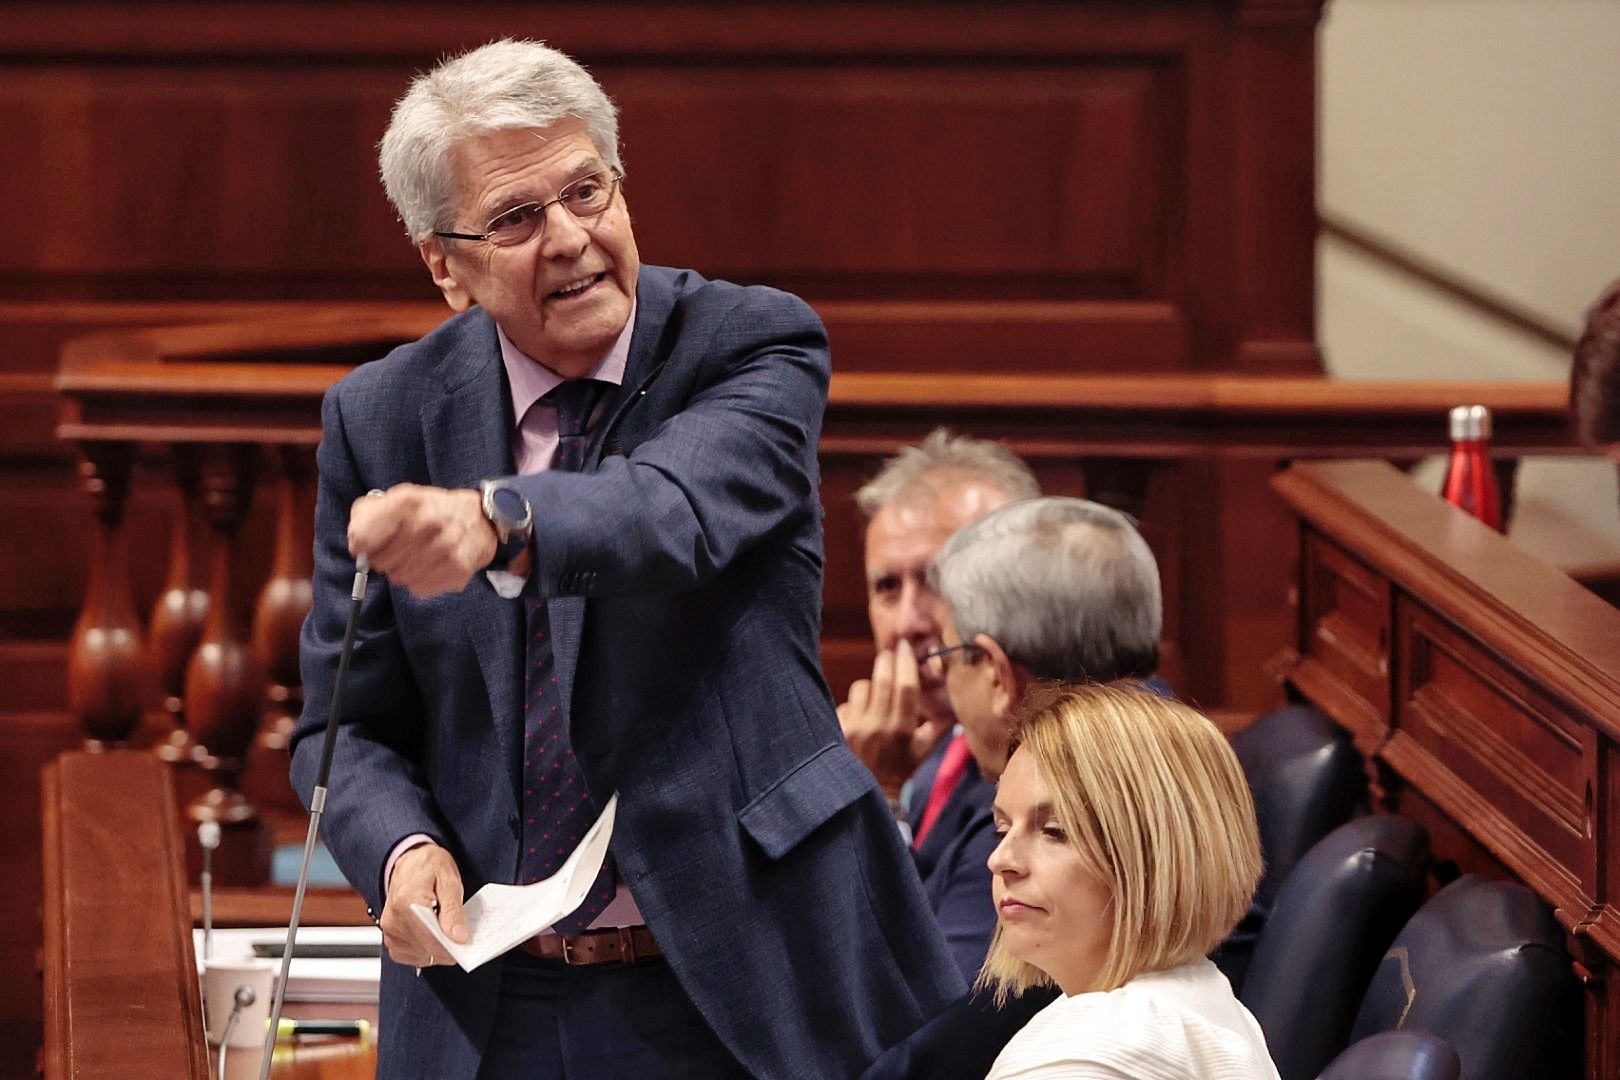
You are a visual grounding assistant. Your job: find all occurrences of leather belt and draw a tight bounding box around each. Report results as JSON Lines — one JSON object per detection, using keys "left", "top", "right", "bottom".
{"left": 517, "top": 926, "right": 661, "bottom": 966}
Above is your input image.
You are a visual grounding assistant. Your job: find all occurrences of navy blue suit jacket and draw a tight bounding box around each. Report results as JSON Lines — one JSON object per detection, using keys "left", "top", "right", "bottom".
{"left": 912, "top": 747, "right": 998, "bottom": 981}
{"left": 293, "top": 266, "right": 963, "bottom": 1079}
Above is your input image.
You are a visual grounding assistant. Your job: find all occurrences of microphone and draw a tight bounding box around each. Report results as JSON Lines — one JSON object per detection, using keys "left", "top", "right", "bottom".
{"left": 198, "top": 821, "right": 221, "bottom": 963}
{"left": 217, "top": 985, "right": 256, "bottom": 1080}
{"left": 256, "top": 551, "right": 371, "bottom": 1080}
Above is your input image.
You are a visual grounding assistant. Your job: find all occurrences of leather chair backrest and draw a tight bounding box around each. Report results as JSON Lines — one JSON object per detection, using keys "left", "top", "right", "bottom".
{"left": 1349, "top": 875, "right": 1581, "bottom": 1080}
{"left": 1316, "top": 1031, "right": 1461, "bottom": 1080}
{"left": 1216, "top": 705, "right": 1364, "bottom": 989}
{"left": 1242, "top": 814, "right": 1431, "bottom": 1080}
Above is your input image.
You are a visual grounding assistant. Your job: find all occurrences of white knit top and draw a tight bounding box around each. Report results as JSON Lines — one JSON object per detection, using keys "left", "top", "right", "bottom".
{"left": 985, "top": 959, "right": 1281, "bottom": 1080}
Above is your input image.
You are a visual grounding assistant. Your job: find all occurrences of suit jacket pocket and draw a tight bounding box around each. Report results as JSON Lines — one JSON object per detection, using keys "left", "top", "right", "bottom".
{"left": 737, "top": 743, "right": 876, "bottom": 860}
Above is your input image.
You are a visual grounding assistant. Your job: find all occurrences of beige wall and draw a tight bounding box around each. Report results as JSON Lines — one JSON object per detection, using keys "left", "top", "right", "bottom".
{"left": 1319, "top": 0, "right": 1620, "bottom": 376}
{"left": 1317, "top": 0, "right": 1620, "bottom": 551}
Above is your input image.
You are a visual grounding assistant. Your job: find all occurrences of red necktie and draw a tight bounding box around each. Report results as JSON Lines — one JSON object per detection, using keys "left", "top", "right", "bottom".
{"left": 912, "top": 735, "right": 972, "bottom": 849}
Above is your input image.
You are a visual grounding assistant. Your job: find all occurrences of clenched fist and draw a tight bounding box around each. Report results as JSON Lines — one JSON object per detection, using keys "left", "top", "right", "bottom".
{"left": 347, "top": 484, "right": 499, "bottom": 597}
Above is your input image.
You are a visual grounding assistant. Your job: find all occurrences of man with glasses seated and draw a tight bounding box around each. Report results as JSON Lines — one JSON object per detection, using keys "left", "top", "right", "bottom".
{"left": 294, "top": 38, "right": 961, "bottom": 1080}
{"left": 863, "top": 495, "right": 1168, "bottom": 1080}
{"left": 838, "top": 431, "right": 1040, "bottom": 979}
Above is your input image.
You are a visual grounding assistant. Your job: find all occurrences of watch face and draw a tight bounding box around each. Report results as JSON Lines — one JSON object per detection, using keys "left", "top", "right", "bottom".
{"left": 490, "top": 486, "right": 526, "bottom": 523}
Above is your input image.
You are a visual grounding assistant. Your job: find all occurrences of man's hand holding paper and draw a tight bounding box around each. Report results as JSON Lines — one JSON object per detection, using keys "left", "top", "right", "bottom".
{"left": 381, "top": 842, "right": 469, "bottom": 971}
{"left": 409, "top": 795, "right": 619, "bottom": 972}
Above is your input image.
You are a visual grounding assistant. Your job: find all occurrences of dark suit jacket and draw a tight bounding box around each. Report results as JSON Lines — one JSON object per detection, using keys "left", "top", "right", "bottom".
{"left": 912, "top": 746, "right": 998, "bottom": 981}
{"left": 292, "top": 266, "right": 963, "bottom": 1079}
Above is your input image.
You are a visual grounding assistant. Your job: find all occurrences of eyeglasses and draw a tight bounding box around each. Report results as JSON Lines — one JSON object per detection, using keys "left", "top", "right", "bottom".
{"left": 433, "top": 168, "right": 624, "bottom": 247}
{"left": 920, "top": 642, "right": 982, "bottom": 677}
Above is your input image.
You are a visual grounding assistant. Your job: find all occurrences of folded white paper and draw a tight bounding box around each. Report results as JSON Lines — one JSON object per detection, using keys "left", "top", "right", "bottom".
{"left": 411, "top": 793, "right": 618, "bottom": 972}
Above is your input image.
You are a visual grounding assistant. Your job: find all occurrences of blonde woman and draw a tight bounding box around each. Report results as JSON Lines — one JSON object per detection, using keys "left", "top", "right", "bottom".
{"left": 982, "top": 684, "right": 1279, "bottom": 1079}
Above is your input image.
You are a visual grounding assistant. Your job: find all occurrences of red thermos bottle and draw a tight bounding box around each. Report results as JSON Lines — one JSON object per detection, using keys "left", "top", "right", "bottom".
{"left": 1441, "top": 404, "right": 1502, "bottom": 530}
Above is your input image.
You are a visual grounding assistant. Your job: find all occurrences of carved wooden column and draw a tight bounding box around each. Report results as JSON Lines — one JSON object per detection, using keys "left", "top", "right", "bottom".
{"left": 183, "top": 443, "right": 270, "bottom": 883}
{"left": 65, "top": 441, "right": 146, "bottom": 748}
{"left": 247, "top": 445, "right": 315, "bottom": 817}
{"left": 148, "top": 444, "right": 210, "bottom": 765}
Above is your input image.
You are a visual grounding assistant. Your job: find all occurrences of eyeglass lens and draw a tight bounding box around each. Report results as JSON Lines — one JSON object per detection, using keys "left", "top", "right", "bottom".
{"left": 482, "top": 172, "right": 619, "bottom": 246}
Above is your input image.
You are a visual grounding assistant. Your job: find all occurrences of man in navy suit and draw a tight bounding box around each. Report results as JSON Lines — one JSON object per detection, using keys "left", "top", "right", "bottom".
{"left": 836, "top": 430, "right": 1039, "bottom": 978}
{"left": 292, "top": 38, "right": 961, "bottom": 1079}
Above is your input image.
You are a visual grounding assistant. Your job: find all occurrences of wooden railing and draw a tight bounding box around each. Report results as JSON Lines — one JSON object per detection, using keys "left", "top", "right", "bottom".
{"left": 53, "top": 313, "right": 1584, "bottom": 878}
{"left": 1272, "top": 460, "right": 1620, "bottom": 1079}
{"left": 42, "top": 751, "right": 209, "bottom": 1079}
{"left": 41, "top": 748, "right": 372, "bottom": 1079}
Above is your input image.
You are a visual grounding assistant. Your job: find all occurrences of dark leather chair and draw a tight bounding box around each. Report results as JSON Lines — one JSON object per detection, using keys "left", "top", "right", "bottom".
{"left": 1316, "top": 1031, "right": 1461, "bottom": 1080}
{"left": 1242, "top": 814, "right": 1431, "bottom": 1080}
{"left": 1347, "top": 875, "right": 1581, "bottom": 1080}
{"left": 1214, "top": 704, "right": 1365, "bottom": 990}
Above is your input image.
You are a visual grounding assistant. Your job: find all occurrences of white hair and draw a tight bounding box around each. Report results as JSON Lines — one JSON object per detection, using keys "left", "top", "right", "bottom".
{"left": 933, "top": 496, "right": 1162, "bottom": 682}
{"left": 378, "top": 39, "right": 622, "bottom": 239}
{"left": 854, "top": 428, "right": 1041, "bottom": 519}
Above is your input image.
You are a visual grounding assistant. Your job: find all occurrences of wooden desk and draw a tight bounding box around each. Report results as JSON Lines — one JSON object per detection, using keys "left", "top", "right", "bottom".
{"left": 41, "top": 749, "right": 378, "bottom": 1077}
{"left": 1273, "top": 461, "right": 1620, "bottom": 1078}
{"left": 211, "top": 1000, "right": 377, "bottom": 1080}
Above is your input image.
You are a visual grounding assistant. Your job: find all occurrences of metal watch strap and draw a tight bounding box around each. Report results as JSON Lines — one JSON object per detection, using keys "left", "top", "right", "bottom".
{"left": 481, "top": 480, "right": 532, "bottom": 572}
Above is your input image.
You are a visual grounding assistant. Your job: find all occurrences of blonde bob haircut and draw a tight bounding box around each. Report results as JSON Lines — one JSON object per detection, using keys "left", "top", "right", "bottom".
{"left": 976, "top": 683, "right": 1261, "bottom": 1003}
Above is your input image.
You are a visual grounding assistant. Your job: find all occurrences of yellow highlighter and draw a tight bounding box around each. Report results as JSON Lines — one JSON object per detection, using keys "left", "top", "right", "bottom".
{"left": 267, "top": 1018, "right": 372, "bottom": 1039}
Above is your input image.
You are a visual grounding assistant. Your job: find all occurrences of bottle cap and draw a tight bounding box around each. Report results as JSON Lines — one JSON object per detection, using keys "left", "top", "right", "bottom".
{"left": 1448, "top": 404, "right": 1491, "bottom": 441}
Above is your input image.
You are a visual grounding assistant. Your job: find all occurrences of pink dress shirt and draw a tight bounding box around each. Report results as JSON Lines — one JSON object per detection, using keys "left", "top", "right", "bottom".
{"left": 386, "top": 309, "right": 645, "bottom": 931}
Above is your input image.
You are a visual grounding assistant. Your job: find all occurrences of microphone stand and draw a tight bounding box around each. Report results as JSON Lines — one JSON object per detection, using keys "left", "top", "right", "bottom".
{"left": 257, "top": 555, "right": 369, "bottom": 1080}
{"left": 218, "top": 985, "right": 256, "bottom": 1080}
{"left": 198, "top": 821, "right": 220, "bottom": 963}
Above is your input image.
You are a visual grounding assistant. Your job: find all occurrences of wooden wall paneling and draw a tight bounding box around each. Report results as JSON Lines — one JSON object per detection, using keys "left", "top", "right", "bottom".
{"left": 1174, "top": 453, "right": 1297, "bottom": 717}
{"left": 1390, "top": 599, "right": 1593, "bottom": 926}
{"left": 1078, "top": 456, "right": 1193, "bottom": 697}
{"left": 815, "top": 444, "right": 887, "bottom": 701}
{"left": 0, "top": 1, "right": 1324, "bottom": 373}
{"left": 1289, "top": 529, "right": 1391, "bottom": 750}
{"left": 1231, "top": 0, "right": 1323, "bottom": 373}
{"left": 1133, "top": 459, "right": 1190, "bottom": 700}
{"left": 0, "top": 66, "right": 422, "bottom": 296}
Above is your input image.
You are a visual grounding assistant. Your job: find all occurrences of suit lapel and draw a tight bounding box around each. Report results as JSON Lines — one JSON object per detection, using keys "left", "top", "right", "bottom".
{"left": 419, "top": 312, "right": 524, "bottom": 774}
{"left": 433, "top": 277, "right": 676, "bottom": 749}
{"left": 588, "top": 267, "right": 678, "bottom": 469}
{"left": 546, "top": 271, "right": 680, "bottom": 721}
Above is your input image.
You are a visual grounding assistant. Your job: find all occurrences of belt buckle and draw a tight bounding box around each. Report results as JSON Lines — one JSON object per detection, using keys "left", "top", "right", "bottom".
{"left": 557, "top": 927, "right": 639, "bottom": 966}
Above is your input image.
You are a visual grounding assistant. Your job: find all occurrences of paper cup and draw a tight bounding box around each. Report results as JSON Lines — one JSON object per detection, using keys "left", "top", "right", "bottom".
{"left": 202, "top": 958, "right": 275, "bottom": 1047}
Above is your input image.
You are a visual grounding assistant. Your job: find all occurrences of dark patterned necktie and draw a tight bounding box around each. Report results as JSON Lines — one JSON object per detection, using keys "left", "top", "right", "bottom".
{"left": 519, "top": 379, "right": 616, "bottom": 934}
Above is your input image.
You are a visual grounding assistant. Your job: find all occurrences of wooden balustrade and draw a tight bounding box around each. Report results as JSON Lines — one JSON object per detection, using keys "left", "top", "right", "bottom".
{"left": 64, "top": 440, "right": 144, "bottom": 747}
{"left": 149, "top": 443, "right": 210, "bottom": 765}
{"left": 1272, "top": 461, "right": 1620, "bottom": 1079}
{"left": 54, "top": 314, "right": 1583, "bottom": 798}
